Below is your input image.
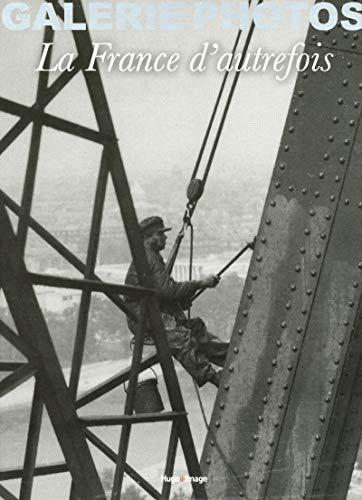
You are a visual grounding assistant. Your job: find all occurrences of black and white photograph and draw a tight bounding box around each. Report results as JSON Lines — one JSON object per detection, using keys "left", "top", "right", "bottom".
{"left": 0, "top": 1, "right": 361, "bottom": 499}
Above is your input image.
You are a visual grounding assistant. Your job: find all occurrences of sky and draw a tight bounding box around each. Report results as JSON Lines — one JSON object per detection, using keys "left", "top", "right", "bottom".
{"left": 0, "top": 0, "right": 314, "bottom": 207}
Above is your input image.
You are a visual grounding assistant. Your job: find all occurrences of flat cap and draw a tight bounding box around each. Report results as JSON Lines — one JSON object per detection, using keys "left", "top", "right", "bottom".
{"left": 139, "top": 216, "right": 172, "bottom": 237}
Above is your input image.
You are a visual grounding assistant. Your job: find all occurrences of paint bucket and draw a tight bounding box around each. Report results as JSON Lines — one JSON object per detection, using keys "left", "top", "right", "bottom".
{"left": 125, "top": 368, "right": 164, "bottom": 414}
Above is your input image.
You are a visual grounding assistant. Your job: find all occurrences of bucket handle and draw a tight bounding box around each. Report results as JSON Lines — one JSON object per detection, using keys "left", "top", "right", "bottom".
{"left": 123, "top": 367, "right": 158, "bottom": 393}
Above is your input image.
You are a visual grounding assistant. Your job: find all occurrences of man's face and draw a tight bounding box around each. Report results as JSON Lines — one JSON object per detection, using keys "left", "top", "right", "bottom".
{"left": 151, "top": 230, "right": 167, "bottom": 251}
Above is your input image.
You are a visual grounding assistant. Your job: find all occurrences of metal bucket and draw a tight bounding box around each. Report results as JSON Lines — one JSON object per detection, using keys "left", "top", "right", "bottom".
{"left": 125, "top": 368, "right": 164, "bottom": 414}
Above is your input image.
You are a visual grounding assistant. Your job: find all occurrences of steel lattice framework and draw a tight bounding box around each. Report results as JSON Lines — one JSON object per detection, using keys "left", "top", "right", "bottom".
{"left": 202, "top": 3, "right": 362, "bottom": 499}
{"left": 0, "top": 2, "right": 207, "bottom": 499}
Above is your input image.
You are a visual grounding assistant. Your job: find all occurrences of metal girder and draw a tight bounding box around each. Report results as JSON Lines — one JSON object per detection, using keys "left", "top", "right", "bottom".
{"left": 201, "top": 6, "right": 362, "bottom": 499}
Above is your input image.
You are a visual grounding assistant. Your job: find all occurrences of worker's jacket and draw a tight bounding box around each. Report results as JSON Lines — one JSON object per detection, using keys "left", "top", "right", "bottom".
{"left": 125, "top": 247, "right": 200, "bottom": 335}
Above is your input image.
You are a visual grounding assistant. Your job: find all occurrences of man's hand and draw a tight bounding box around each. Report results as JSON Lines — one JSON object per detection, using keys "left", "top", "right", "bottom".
{"left": 199, "top": 274, "right": 220, "bottom": 289}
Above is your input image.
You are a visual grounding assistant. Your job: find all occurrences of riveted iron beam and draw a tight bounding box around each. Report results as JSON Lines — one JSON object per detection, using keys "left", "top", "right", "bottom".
{"left": 0, "top": 204, "right": 106, "bottom": 500}
{"left": 0, "top": 484, "right": 18, "bottom": 500}
{"left": 29, "top": 272, "right": 155, "bottom": 297}
{"left": 84, "top": 429, "right": 161, "bottom": 499}
{"left": 76, "top": 353, "right": 159, "bottom": 409}
{"left": 0, "top": 57, "right": 82, "bottom": 156}
{"left": 0, "top": 97, "right": 112, "bottom": 145}
{"left": 0, "top": 189, "right": 136, "bottom": 321}
{"left": 80, "top": 411, "right": 187, "bottom": 427}
{"left": 0, "top": 364, "right": 35, "bottom": 399}
{"left": 0, "top": 463, "right": 68, "bottom": 481}
{"left": 0, "top": 362, "right": 26, "bottom": 372}
{"left": 202, "top": 4, "right": 362, "bottom": 499}
{"left": 0, "top": 320, "right": 32, "bottom": 359}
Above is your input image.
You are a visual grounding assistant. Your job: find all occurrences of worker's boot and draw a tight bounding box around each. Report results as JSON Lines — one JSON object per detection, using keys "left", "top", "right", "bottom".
{"left": 209, "top": 370, "right": 222, "bottom": 387}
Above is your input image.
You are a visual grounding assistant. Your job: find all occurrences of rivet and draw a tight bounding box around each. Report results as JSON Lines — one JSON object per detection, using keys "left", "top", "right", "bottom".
{"left": 263, "top": 396, "right": 268, "bottom": 404}
{"left": 260, "top": 479, "right": 265, "bottom": 484}
{"left": 343, "top": 320, "right": 349, "bottom": 326}
{"left": 224, "top": 384, "right": 230, "bottom": 391}
{"left": 284, "top": 145, "right": 290, "bottom": 152}
{"left": 290, "top": 284, "right": 296, "bottom": 291}
{"left": 276, "top": 340, "right": 282, "bottom": 348}
{"left": 281, "top": 321, "right": 287, "bottom": 329}
{"left": 264, "top": 459, "right": 270, "bottom": 466}
{"left": 270, "top": 200, "right": 276, "bottom": 207}
{"left": 228, "top": 365, "right": 234, "bottom": 373}
{"left": 258, "top": 415, "right": 264, "bottom": 422}
{"left": 302, "top": 188, "right": 307, "bottom": 195}
{"left": 311, "top": 454, "right": 317, "bottom": 461}
{"left": 267, "top": 378, "right": 273, "bottom": 385}
{"left": 256, "top": 256, "right": 262, "bottom": 262}
{"left": 283, "top": 384, "right": 288, "bottom": 390}
{"left": 238, "top": 328, "right": 244, "bottom": 335}
{"left": 289, "top": 126, "right": 295, "bottom": 133}
{"left": 275, "top": 181, "right": 280, "bottom": 188}
{"left": 220, "top": 402, "right": 225, "bottom": 409}
{"left": 233, "top": 347, "right": 239, "bottom": 354}
{"left": 215, "top": 421, "right": 221, "bottom": 428}
{"left": 297, "top": 326, "right": 303, "bottom": 333}
{"left": 314, "top": 191, "right": 320, "bottom": 198}
{"left": 353, "top": 281, "right": 359, "bottom": 288}
{"left": 312, "top": 35, "right": 317, "bottom": 41}
{"left": 323, "top": 154, "right": 329, "bottom": 161}
{"left": 347, "top": 61, "right": 352, "bottom": 68}
{"left": 287, "top": 364, "right": 293, "bottom": 371}
{"left": 333, "top": 117, "right": 339, "bottom": 124}
{"left": 300, "top": 247, "right": 306, "bottom": 254}
{"left": 253, "top": 434, "right": 259, "bottom": 441}
{"left": 335, "top": 176, "right": 341, "bottom": 183}
{"left": 243, "top": 311, "right": 248, "bottom": 317}
{"left": 266, "top": 219, "right": 271, "bottom": 225}
{"left": 337, "top": 97, "right": 343, "bottom": 105}
{"left": 286, "top": 302, "right": 291, "bottom": 310}
{"left": 272, "top": 359, "right": 277, "bottom": 367}
{"left": 306, "top": 473, "right": 312, "bottom": 479}
{"left": 321, "top": 233, "right": 326, "bottom": 240}
{"left": 206, "top": 458, "right": 211, "bottom": 464}
{"left": 345, "top": 139, "right": 351, "bottom": 146}
{"left": 342, "top": 79, "right": 348, "bottom": 87}
{"left": 319, "top": 172, "right": 324, "bottom": 179}
{"left": 295, "top": 265, "right": 301, "bottom": 272}
{"left": 354, "top": 33, "right": 359, "bottom": 39}
{"left": 330, "top": 195, "right": 335, "bottom": 202}
{"left": 247, "top": 292, "right": 253, "bottom": 299}
{"left": 302, "top": 493, "right": 307, "bottom": 499}
{"left": 239, "top": 491, "right": 245, "bottom": 497}
{"left": 349, "top": 301, "right": 354, "bottom": 307}
{"left": 320, "top": 415, "right": 326, "bottom": 422}
{"left": 279, "top": 162, "right": 286, "bottom": 170}
{"left": 244, "top": 472, "right": 250, "bottom": 478}
{"left": 306, "top": 289, "right": 313, "bottom": 296}
{"left": 325, "top": 214, "right": 331, "bottom": 221}
{"left": 274, "top": 421, "right": 280, "bottom": 427}
{"left": 248, "top": 453, "right": 254, "bottom": 460}
{"left": 261, "top": 236, "right": 267, "bottom": 243}
{"left": 359, "top": 262, "right": 362, "bottom": 269}
{"left": 301, "top": 308, "right": 308, "bottom": 315}
{"left": 292, "top": 346, "right": 298, "bottom": 352}
{"left": 309, "top": 209, "right": 315, "bottom": 216}
{"left": 354, "top": 101, "right": 360, "bottom": 108}
{"left": 351, "top": 42, "right": 357, "bottom": 49}
{"left": 268, "top": 440, "right": 274, "bottom": 447}
{"left": 334, "top": 358, "right": 339, "bottom": 365}
{"left": 359, "top": 203, "right": 362, "bottom": 209}
{"left": 315, "top": 434, "right": 321, "bottom": 441}
{"left": 305, "top": 228, "right": 310, "bottom": 235}
{"left": 329, "top": 377, "right": 335, "bottom": 384}
{"left": 210, "top": 439, "right": 215, "bottom": 446}
{"left": 316, "top": 251, "right": 322, "bottom": 258}
{"left": 293, "top": 109, "right": 299, "bottom": 115}
{"left": 349, "top": 120, "right": 355, "bottom": 127}
{"left": 311, "top": 270, "right": 317, "bottom": 277}
{"left": 339, "top": 157, "right": 345, "bottom": 165}
{"left": 332, "top": 39, "right": 337, "bottom": 46}
{"left": 288, "top": 185, "right": 294, "bottom": 192}
{"left": 278, "top": 402, "right": 284, "bottom": 409}
{"left": 325, "top": 396, "right": 331, "bottom": 403}
{"left": 339, "top": 339, "right": 344, "bottom": 346}
{"left": 252, "top": 274, "right": 257, "bottom": 280}
{"left": 298, "top": 90, "right": 304, "bottom": 97}
{"left": 328, "top": 135, "right": 334, "bottom": 142}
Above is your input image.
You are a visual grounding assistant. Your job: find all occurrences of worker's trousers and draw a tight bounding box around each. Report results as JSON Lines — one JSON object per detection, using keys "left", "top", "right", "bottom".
{"left": 162, "top": 314, "right": 229, "bottom": 387}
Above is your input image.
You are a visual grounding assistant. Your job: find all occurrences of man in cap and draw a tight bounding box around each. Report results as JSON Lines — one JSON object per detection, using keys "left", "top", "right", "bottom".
{"left": 125, "top": 216, "right": 229, "bottom": 387}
